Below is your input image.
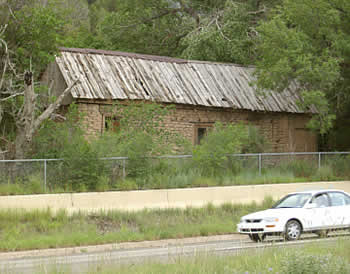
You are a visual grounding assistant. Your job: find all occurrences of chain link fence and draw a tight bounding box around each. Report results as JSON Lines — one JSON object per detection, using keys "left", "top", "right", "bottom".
{"left": 0, "top": 152, "right": 349, "bottom": 193}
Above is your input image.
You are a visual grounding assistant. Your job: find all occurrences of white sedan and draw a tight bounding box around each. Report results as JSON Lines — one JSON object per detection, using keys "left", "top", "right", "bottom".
{"left": 237, "top": 189, "right": 350, "bottom": 242}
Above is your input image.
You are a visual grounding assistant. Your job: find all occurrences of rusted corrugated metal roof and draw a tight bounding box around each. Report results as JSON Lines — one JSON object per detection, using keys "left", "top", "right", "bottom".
{"left": 56, "top": 47, "right": 313, "bottom": 113}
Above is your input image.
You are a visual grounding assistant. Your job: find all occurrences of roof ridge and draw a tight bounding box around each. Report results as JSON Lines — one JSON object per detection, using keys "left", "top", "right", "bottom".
{"left": 58, "top": 47, "right": 253, "bottom": 67}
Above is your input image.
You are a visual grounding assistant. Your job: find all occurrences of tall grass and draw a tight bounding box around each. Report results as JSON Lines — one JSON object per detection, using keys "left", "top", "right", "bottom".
{"left": 0, "top": 198, "right": 274, "bottom": 252}
{"left": 95, "top": 240, "right": 350, "bottom": 274}
{"left": 33, "top": 238, "right": 350, "bottom": 274}
{"left": 89, "top": 239, "right": 350, "bottom": 274}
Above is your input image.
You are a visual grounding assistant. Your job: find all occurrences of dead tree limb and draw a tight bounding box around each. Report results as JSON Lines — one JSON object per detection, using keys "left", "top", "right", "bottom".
{"left": 33, "top": 78, "right": 80, "bottom": 133}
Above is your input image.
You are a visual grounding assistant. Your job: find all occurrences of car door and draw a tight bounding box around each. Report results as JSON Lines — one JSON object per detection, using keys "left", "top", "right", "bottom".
{"left": 328, "top": 192, "right": 350, "bottom": 228}
{"left": 308, "top": 193, "right": 332, "bottom": 230}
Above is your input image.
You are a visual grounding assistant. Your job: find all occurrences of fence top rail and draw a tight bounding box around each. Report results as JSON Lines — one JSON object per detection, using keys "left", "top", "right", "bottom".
{"left": 228, "top": 152, "right": 350, "bottom": 157}
{"left": 0, "top": 151, "right": 349, "bottom": 163}
{"left": 0, "top": 158, "right": 62, "bottom": 163}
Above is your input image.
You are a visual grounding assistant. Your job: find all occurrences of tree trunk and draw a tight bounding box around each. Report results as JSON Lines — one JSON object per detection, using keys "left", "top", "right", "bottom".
{"left": 15, "top": 71, "right": 35, "bottom": 159}
{"left": 14, "top": 72, "right": 79, "bottom": 159}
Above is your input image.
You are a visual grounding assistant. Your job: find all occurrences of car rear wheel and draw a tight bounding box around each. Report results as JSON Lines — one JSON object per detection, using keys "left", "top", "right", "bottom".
{"left": 284, "top": 220, "right": 302, "bottom": 241}
{"left": 249, "top": 233, "right": 266, "bottom": 242}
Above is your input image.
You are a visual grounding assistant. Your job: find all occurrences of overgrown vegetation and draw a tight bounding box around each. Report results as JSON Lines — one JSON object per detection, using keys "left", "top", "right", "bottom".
{"left": 0, "top": 198, "right": 274, "bottom": 251}
{"left": 1, "top": 0, "right": 350, "bottom": 161}
{"left": 0, "top": 102, "right": 349, "bottom": 194}
{"left": 82, "top": 239, "right": 350, "bottom": 274}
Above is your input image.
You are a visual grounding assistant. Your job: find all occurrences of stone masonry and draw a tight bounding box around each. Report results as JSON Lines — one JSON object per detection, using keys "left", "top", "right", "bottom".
{"left": 77, "top": 101, "right": 317, "bottom": 153}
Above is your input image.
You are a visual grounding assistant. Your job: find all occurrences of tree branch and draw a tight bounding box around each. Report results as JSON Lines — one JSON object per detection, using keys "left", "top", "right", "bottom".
{"left": 247, "top": 5, "right": 266, "bottom": 15}
{"left": 33, "top": 78, "right": 80, "bottom": 133}
{"left": 118, "top": 9, "right": 179, "bottom": 29}
{"left": 0, "top": 92, "right": 24, "bottom": 101}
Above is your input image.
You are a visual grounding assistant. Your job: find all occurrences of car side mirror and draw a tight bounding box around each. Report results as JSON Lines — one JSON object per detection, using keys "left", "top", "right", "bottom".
{"left": 305, "top": 203, "right": 317, "bottom": 209}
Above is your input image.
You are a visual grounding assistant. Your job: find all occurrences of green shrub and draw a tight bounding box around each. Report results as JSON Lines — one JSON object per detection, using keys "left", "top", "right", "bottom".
{"left": 92, "top": 102, "right": 191, "bottom": 179}
{"left": 0, "top": 183, "right": 24, "bottom": 195}
{"left": 192, "top": 177, "right": 217, "bottom": 187}
{"left": 116, "top": 179, "right": 138, "bottom": 191}
{"left": 26, "top": 174, "right": 44, "bottom": 194}
{"left": 192, "top": 122, "right": 269, "bottom": 176}
{"left": 242, "top": 125, "right": 270, "bottom": 153}
{"left": 192, "top": 122, "right": 248, "bottom": 175}
{"left": 95, "top": 175, "right": 110, "bottom": 192}
{"left": 32, "top": 104, "right": 106, "bottom": 191}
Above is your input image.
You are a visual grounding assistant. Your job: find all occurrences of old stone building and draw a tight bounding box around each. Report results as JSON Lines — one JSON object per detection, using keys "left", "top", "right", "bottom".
{"left": 43, "top": 47, "right": 317, "bottom": 152}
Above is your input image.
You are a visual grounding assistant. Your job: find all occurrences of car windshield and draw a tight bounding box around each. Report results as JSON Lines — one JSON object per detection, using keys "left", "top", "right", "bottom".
{"left": 272, "top": 193, "right": 311, "bottom": 208}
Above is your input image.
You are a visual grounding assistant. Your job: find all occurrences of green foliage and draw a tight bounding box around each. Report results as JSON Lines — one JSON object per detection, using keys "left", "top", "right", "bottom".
{"left": 324, "top": 154, "right": 350, "bottom": 177}
{"left": 93, "top": 102, "right": 191, "bottom": 178}
{"left": 277, "top": 158, "right": 317, "bottom": 178}
{"left": 85, "top": 0, "right": 281, "bottom": 63}
{"left": 0, "top": 200, "right": 272, "bottom": 251}
{"left": 116, "top": 179, "right": 138, "bottom": 191}
{"left": 32, "top": 104, "right": 84, "bottom": 158}
{"left": 192, "top": 122, "right": 250, "bottom": 175}
{"left": 60, "top": 141, "right": 105, "bottom": 191}
{"left": 92, "top": 0, "right": 190, "bottom": 56}
{"left": 242, "top": 124, "right": 270, "bottom": 153}
{"left": 32, "top": 104, "right": 105, "bottom": 191}
{"left": 281, "top": 252, "right": 350, "bottom": 274}
{"left": 255, "top": 0, "right": 350, "bottom": 135}
{"left": 180, "top": 0, "right": 256, "bottom": 64}
{"left": 4, "top": 2, "right": 62, "bottom": 75}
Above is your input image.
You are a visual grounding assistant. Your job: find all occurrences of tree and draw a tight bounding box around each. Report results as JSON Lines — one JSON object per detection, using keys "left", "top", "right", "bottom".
{"left": 88, "top": 0, "right": 280, "bottom": 63}
{"left": 254, "top": 0, "right": 350, "bottom": 146}
{"left": 0, "top": 2, "right": 81, "bottom": 159}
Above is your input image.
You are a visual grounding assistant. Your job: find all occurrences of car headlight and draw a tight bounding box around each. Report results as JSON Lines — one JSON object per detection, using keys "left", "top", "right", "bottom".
{"left": 263, "top": 217, "right": 279, "bottom": 222}
{"left": 239, "top": 218, "right": 245, "bottom": 223}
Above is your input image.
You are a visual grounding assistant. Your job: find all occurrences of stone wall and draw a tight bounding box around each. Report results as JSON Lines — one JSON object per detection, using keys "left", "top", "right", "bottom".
{"left": 77, "top": 101, "right": 317, "bottom": 152}
{"left": 78, "top": 103, "right": 103, "bottom": 137}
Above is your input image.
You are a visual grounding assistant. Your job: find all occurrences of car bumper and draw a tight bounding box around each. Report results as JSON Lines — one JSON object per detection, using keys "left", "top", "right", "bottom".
{"left": 237, "top": 222, "right": 284, "bottom": 234}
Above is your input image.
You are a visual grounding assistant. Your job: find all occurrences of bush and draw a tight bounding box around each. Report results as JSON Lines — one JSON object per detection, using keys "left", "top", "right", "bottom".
{"left": 32, "top": 104, "right": 106, "bottom": 191}
{"left": 116, "top": 179, "right": 138, "bottom": 191}
{"left": 192, "top": 122, "right": 248, "bottom": 175}
{"left": 92, "top": 102, "right": 191, "bottom": 179}
{"left": 242, "top": 125, "right": 270, "bottom": 153}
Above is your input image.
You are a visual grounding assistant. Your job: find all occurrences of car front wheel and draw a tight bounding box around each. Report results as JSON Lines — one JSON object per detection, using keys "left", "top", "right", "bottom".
{"left": 284, "top": 220, "right": 302, "bottom": 241}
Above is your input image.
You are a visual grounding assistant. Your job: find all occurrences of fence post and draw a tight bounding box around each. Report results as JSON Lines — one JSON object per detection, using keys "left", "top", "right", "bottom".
{"left": 123, "top": 159, "right": 126, "bottom": 178}
{"left": 318, "top": 152, "right": 321, "bottom": 169}
{"left": 44, "top": 160, "right": 47, "bottom": 192}
{"left": 258, "top": 154, "right": 262, "bottom": 176}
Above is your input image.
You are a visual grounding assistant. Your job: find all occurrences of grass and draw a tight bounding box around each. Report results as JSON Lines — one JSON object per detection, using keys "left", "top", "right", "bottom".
{"left": 0, "top": 198, "right": 274, "bottom": 252}
{"left": 90, "top": 239, "right": 350, "bottom": 274}
{"left": 33, "top": 238, "right": 350, "bottom": 273}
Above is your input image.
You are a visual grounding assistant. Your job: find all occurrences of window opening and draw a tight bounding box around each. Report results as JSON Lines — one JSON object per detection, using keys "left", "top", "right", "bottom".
{"left": 105, "top": 116, "right": 120, "bottom": 132}
{"left": 197, "top": 128, "right": 207, "bottom": 144}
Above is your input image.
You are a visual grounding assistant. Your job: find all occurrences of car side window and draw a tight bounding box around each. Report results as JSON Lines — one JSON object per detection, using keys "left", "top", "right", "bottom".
{"left": 312, "top": 193, "right": 329, "bottom": 207}
{"left": 328, "top": 192, "right": 346, "bottom": 206}
{"left": 342, "top": 193, "right": 350, "bottom": 205}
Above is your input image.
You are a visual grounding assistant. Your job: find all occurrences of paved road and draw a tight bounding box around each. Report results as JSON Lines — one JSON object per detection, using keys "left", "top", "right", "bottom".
{"left": 0, "top": 232, "right": 349, "bottom": 274}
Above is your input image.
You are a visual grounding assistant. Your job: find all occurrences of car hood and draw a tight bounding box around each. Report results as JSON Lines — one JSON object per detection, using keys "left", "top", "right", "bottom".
{"left": 242, "top": 208, "right": 301, "bottom": 220}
